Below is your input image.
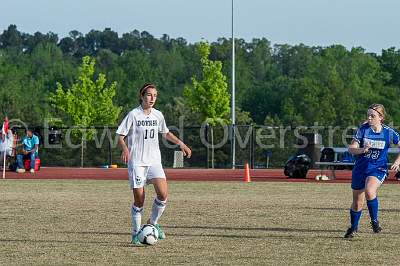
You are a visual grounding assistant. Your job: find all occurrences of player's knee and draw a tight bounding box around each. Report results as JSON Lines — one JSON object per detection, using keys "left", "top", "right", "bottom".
{"left": 365, "top": 189, "right": 376, "bottom": 200}
{"left": 155, "top": 189, "right": 167, "bottom": 202}
{"left": 157, "top": 194, "right": 167, "bottom": 202}
{"left": 134, "top": 198, "right": 145, "bottom": 207}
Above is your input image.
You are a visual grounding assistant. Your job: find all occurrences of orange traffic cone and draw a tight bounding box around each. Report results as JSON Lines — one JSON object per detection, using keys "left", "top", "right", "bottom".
{"left": 243, "top": 163, "right": 251, "bottom": 182}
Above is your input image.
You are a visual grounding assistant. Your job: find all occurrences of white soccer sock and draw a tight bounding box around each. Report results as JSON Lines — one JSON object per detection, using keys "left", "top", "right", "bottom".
{"left": 131, "top": 205, "right": 143, "bottom": 235}
{"left": 150, "top": 198, "right": 167, "bottom": 225}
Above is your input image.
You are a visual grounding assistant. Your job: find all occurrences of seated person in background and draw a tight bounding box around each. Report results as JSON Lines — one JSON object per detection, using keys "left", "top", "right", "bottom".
{"left": 0, "top": 129, "right": 14, "bottom": 158}
{"left": 16, "top": 129, "right": 39, "bottom": 173}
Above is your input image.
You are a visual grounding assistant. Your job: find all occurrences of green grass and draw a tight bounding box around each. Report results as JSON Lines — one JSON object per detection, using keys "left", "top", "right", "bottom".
{"left": 1, "top": 180, "right": 400, "bottom": 265}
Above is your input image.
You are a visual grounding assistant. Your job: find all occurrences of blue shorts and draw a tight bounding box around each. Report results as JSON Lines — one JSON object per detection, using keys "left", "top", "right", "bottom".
{"left": 351, "top": 168, "right": 387, "bottom": 190}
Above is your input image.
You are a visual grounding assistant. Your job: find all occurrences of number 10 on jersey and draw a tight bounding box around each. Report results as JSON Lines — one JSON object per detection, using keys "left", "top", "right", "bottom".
{"left": 144, "top": 129, "right": 155, "bottom": 139}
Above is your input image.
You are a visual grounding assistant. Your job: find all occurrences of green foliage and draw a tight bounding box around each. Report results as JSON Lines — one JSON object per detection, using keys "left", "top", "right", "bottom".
{"left": 183, "top": 42, "right": 230, "bottom": 126}
{"left": 242, "top": 44, "right": 398, "bottom": 126}
{"left": 183, "top": 42, "right": 231, "bottom": 168}
{"left": 49, "top": 56, "right": 121, "bottom": 139}
{"left": 1, "top": 24, "right": 400, "bottom": 133}
{"left": 3, "top": 25, "right": 400, "bottom": 167}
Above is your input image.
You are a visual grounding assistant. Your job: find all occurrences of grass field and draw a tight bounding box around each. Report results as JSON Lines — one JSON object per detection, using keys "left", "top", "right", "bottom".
{"left": 1, "top": 180, "right": 400, "bottom": 265}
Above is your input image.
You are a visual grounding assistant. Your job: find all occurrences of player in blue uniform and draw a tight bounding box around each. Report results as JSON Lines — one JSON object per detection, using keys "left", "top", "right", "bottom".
{"left": 344, "top": 104, "right": 400, "bottom": 238}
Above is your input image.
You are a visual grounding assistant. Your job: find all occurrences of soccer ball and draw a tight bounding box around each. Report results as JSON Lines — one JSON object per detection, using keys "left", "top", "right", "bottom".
{"left": 138, "top": 224, "right": 159, "bottom": 245}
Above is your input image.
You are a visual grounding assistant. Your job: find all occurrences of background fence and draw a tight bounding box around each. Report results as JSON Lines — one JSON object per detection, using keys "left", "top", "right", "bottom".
{"left": 9, "top": 124, "right": 400, "bottom": 169}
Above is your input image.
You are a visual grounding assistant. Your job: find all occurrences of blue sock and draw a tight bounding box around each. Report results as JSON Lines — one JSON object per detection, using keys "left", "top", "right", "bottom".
{"left": 350, "top": 209, "right": 362, "bottom": 231}
{"left": 367, "top": 197, "right": 379, "bottom": 222}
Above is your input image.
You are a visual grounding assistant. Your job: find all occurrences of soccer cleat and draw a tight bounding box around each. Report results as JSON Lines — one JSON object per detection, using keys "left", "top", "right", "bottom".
{"left": 371, "top": 220, "right": 382, "bottom": 233}
{"left": 16, "top": 168, "right": 26, "bottom": 173}
{"left": 344, "top": 228, "right": 357, "bottom": 239}
{"left": 154, "top": 224, "right": 165, "bottom": 240}
{"left": 30, "top": 169, "right": 35, "bottom": 174}
{"left": 131, "top": 234, "right": 141, "bottom": 245}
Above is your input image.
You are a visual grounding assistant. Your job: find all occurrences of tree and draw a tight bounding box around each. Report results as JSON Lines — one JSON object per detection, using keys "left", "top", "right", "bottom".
{"left": 0, "top": 24, "right": 23, "bottom": 50}
{"left": 49, "top": 56, "right": 121, "bottom": 167}
{"left": 184, "top": 42, "right": 230, "bottom": 168}
{"left": 379, "top": 47, "right": 400, "bottom": 86}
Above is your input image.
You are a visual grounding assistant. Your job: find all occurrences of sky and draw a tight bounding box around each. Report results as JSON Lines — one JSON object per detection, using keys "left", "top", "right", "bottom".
{"left": 1, "top": 0, "right": 400, "bottom": 54}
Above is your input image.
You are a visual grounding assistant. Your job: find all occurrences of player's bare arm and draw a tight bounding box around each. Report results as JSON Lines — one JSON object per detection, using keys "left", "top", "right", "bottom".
{"left": 117, "top": 134, "right": 130, "bottom": 163}
{"left": 348, "top": 139, "right": 371, "bottom": 155}
{"left": 163, "top": 132, "right": 192, "bottom": 158}
{"left": 390, "top": 145, "right": 400, "bottom": 171}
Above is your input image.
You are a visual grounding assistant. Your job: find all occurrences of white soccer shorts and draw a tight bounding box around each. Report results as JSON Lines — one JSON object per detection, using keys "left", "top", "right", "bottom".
{"left": 128, "top": 164, "right": 166, "bottom": 189}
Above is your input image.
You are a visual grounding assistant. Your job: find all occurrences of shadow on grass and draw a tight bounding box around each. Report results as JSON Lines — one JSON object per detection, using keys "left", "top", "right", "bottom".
{"left": 164, "top": 225, "right": 400, "bottom": 236}
{"left": 381, "top": 208, "right": 400, "bottom": 213}
{"left": 307, "top": 207, "right": 400, "bottom": 213}
{"left": 61, "top": 230, "right": 345, "bottom": 240}
{"left": 0, "top": 238, "right": 135, "bottom": 247}
{"left": 56, "top": 225, "right": 400, "bottom": 241}
{"left": 165, "top": 232, "right": 348, "bottom": 240}
{"left": 306, "top": 207, "right": 347, "bottom": 211}
{"left": 163, "top": 225, "right": 343, "bottom": 234}
{"left": 58, "top": 228, "right": 344, "bottom": 240}
{"left": 61, "top": 231, "right": 129, "bottom": 236}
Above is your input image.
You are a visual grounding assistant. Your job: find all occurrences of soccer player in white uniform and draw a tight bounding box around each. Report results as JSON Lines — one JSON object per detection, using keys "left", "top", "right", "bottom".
{"left": 116, "top": 83, "right": 191, "bottom": 245}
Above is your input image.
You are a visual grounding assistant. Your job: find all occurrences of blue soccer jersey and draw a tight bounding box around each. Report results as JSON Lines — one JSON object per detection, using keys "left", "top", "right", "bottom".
{"left": 352, "top": 123, "right": 399, "bottom": 189}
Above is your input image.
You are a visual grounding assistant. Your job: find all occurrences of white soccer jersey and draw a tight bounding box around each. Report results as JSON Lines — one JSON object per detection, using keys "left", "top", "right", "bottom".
{"left": 116, "top": 106, "right": 169, "bottom": 166}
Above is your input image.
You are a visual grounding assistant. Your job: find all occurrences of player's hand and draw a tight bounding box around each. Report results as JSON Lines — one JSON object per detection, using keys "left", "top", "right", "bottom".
{"left": 363, "top": 142, "right": 372, "bottom": 154}
{"left": 180, "top": 143, "right": 192, "bottom": 158}
{"left": 391, "top": 162, "right": 400, "bottom": 172}
{"left": 120, "top": 148, "right": 130, "bottom": 164}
